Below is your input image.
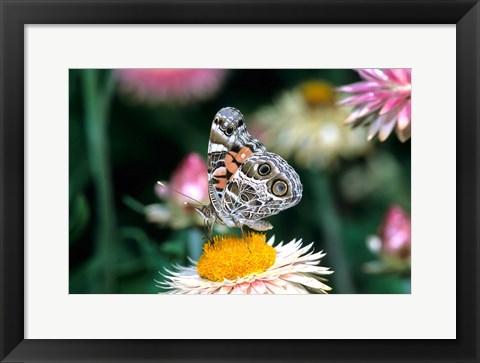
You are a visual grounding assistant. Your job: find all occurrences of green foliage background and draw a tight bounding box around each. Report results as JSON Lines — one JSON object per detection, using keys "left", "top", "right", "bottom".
{"left": 69, "top": 69, "right": 411, "bottom": 294}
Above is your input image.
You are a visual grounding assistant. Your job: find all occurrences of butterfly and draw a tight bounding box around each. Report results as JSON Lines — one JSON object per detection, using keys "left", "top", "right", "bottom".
{"left": 196, "top": 107, "right": 303, "bottom": 236}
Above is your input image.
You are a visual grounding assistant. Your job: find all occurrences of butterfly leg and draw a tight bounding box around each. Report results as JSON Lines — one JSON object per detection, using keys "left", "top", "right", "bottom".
{"left": 202, "top": 219, "right": 210, "bottom": 243}
{"left": 200, "top": 218, "right": 211, "bottom": 243}
{"left": 204, "top": 217, "right": 216, "bottom": 243}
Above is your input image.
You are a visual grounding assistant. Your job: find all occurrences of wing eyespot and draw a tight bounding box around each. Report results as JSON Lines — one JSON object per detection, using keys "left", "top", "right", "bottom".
{"left": 225, "top": 125, "right": 235, "bottom": 136}
{"left": 272, "top": 180, "right": 288, "bottom": 197}
{"left": 258, "top": 163, "right": 271, "bottom": 176}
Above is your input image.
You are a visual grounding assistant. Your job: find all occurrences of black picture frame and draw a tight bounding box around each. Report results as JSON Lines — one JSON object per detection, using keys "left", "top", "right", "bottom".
{"left": 1, "top": 1, "right": 478, "bottom": 362}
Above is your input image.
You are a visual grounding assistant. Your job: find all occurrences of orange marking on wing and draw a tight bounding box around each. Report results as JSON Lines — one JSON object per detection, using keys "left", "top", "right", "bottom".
{"left": 215, "top": 177, "right": 227, "bottom": 189}
{"left": 233, "top": 147, "right": 253, "bottom": 163}
{"left": 225, "top": 153, "right": 238, "bottom": 174}
{"left": 227, "top": 162, "right": 238, "bottom": 174}
{"left": 225, "top": 153, "right": 234, "bottom": 166}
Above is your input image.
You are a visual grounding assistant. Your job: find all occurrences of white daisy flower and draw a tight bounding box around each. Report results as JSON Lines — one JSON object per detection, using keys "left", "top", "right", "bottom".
{"left": 158, "top": 233, "right": 333, "bottom": 294}
{"left": 252, "top": 81, "right": 371, "bottom": 170}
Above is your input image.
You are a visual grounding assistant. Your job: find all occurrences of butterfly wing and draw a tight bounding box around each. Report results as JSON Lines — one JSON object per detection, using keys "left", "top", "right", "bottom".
{"left": 207, "top": 107, "right": 303, "bottom": 231}
{"left": 223, "top": 152, "right": 303, "bottom": 230}
{"left": 207, "top": 107, "right": 265, "bottom": 227}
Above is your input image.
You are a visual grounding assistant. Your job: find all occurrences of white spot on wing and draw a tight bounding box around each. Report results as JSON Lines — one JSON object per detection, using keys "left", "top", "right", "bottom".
{"left": 210, "top": 143, "right": 228, "bottom": 153}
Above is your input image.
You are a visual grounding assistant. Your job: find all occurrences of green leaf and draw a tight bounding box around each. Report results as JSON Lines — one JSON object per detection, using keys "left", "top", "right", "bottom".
{"left": 69, "top": 193, "right": 90, "bottom": 243}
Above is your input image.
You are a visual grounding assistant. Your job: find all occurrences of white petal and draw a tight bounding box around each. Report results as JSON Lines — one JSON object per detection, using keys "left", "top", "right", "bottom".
{"left": 239, "top": 282, "right": 250, "bottom": 292}
{"left": 251, "top": 280, "right": 267, "bottom": 294}
{"left": 268, "top": 278, "right": 287, "bottom": 288}
{"left": 218, "top": 285, "right": 233, "bottom": 294}
{"left": 281, "top": 273, "right": 331, "bottom": 291}
{"left": 283, "top": 281, "right": 309, "bottom": 294}
{"left": 267, "top": 235, "right": 276, "bottom": 246}
{"left": 231, "top": 284, "right": 244, "bottom": 294}
{"left": 264, "top": 281, "right": 286, "bottom": 294}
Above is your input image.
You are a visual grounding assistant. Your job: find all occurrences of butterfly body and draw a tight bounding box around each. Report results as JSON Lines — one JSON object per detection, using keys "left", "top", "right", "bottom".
{"left": 197, "top": 107, "right": 302, "bottom": 233}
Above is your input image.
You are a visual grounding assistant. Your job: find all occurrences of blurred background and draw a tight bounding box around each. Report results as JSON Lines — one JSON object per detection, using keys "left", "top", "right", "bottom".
{"left": 69, "top": 69, "right": 411, "bottom": 294}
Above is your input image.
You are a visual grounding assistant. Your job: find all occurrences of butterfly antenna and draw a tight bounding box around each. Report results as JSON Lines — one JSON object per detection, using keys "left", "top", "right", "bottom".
{"left": 156, "top": 181, "right": 204, "bottom": 207}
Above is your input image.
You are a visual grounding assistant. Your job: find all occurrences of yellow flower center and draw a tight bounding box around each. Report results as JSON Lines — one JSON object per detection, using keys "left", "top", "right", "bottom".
{"left": 197, "top": 232, "right": 276, "bottom": 282}
{"left": 301, "top": 81, "right": 336, "bottom": 107}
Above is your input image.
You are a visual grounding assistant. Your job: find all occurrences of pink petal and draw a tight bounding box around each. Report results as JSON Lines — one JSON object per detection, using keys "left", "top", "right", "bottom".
{"left": 398, "top": 100, "right": 411, "bottom": 130}
{"left": 368, "top": 116, "right": 383, "bottom": 141}
{"left": 344, "top": 107, "right": 367, "bottom": 124}
{"left": 382, "top": 69, "right": 402, "bottom": 83}
{"left": 345, "top": 98, "right": 386, "bottom": 124}
{"left": 378, "top": 112, "right": 397, "bottom": 142}
{"left": 357, "top": 69, "right": 389, "bottom": 82}
{"left": 379, "top": 97, "right": 405, "bottom": 115}
{"left": 337, "top": 81, "right": 380, "bottom": 93}
{"left": 337, "top": 92, "right": 380, "bottom": 106}
{"left": 344, "top": 98, "right": 386, "bottom": 125}
{"left": 392, "top": 69, "right": 411, "bottom": 84}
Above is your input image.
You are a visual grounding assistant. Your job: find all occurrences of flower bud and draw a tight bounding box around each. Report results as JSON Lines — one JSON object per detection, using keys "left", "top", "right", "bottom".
{"left": 379, "top": 205, "right": 411, "bottom": 258}
{"left": 169, "top": 153, "right": 209, "bottom": 206}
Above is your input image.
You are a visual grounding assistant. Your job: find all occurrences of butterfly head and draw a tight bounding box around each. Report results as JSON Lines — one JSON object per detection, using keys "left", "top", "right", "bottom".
{"left": 195, "top": 204, "right": 213, "bottom": 220}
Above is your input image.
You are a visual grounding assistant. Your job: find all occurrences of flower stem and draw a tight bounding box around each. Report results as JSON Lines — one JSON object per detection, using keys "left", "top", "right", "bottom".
{"left": 309, "top": 171, "right": 355, "bottom": 293}
{"left": 82, "top": 70, "right": 116, "bottom": 293}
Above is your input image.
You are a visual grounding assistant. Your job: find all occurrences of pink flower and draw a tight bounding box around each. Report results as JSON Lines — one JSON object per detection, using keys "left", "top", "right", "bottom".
{"left": 155, "top": 153, "right": 209, "bottom": 208}
{"left": 377, "top": 205, "right": 411, "bottom": 258}
{"left": 364, "top": 205, "right": 411, "bottom": 275}
{"left": 116, "top": 69, "right": 227, "bottom": 104}
{"left": 337, "top": 69, "right": 411, "bottom": 142}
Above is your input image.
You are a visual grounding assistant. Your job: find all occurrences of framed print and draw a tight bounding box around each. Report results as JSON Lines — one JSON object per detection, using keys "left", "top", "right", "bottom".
{"left": 1, "top": 1, "right": 479, "bottom": 362}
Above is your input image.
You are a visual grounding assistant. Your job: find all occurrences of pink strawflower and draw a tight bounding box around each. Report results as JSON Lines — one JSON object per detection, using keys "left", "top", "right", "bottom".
{"left": 337, "top": 69, "right": 411, "bottom": 142}
{"left": 116, "top": 69, "right": 226, "bottom": 104}
{"left": 155, "top": 153, "right": 209, "bottom": 207}
{"left": 145, "top": 153, "right": 210, "bottom": 230}
{"left": 368, "top": 205, "right": 411, "bottom": 259}
{"left": 364, "top": 205, "right": 411, "bottom": 275}
{"left": 379, "top": 205, "right": 411, "bottom": 258}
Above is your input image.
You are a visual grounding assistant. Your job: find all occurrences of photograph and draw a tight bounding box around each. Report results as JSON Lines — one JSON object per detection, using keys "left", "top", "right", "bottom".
{"left": 69, "top": 68, "right": 411, "bottom": 294}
